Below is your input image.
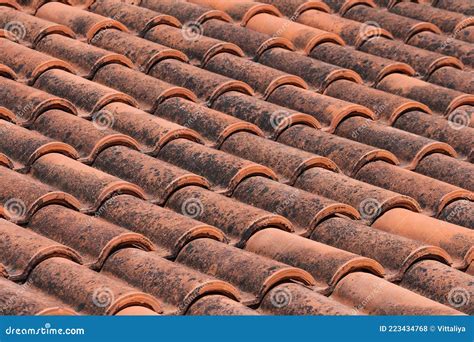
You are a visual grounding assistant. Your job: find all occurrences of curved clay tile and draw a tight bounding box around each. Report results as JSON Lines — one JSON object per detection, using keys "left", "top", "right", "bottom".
{"left": 91, "top": 29, "right": 187, "bottom": 74}
{"left": 438, "top": 200, "right": 474, "bottom": 229}
{"left": 102, "top": 102, "right": 202, "bottom": 155}
{"left": 157, "top": 139, "right": 277, "bottom": 195}
{"left": 32, "top": 110, "right": 140, "bottom": 164}
{"left": 30, "top": 153, "right": 146, "bottom": 213}
{"left": 36, "top": 33, "right": 134, "bottom": 79}
{"left": 166, "top": 186, "right": 293, "bottom": 247}
{"left": 0, "top": 118, "right": 78, "bottom": 171}
{"left": 310, "top": 43, "right": 415, "bottom": 85}
{"left": 115, "top": 306, "right": 160, "bottom": 315}
{"left": 325, "top": 80, "right": 431, "bottom": 125}
{"left": 28, "top": 205, "right": 155, "bottom": 270}
{"left": 259, "top": 283, "right": 354, "bottom": 315}
{"left": 98, "top": 195, "right": 225, "bottom": 259}
{"left": 149, "top": 59, "right": 253, "bottom": 104}
{"left": 176, "top": 238, "right": 315, "bottom": 305}
{"left": 0, "top": 0, "right": 21, "bottom": 10}
{"left": 0, "top": 7, "right": 75, "bottom": 46}
{"left": 27, "top": 257, "right": 162, "bottom": 315}
{"left": 408, "top": 31, "right": 474, "bottom": 68}
{"left": 0, "top": 219, "right": 82, "bottom": 281}
{"left": 268, "top": 85, "right": 374, "bottom": 132}
{"left": 356, "top": 161, "right": 473, "bottom": 216}
{"left": 393, "top": 110, "right": 474, "bottom": 159}
{"left": 156, "top": 98, "right": 263, "bottom": 148}
{"left": 0, "top": 153, "right": 13, "bottom": 169}
{"left": 0, "top": 76, "right": 77, "bottom": 126}
{"left": 187, "top": 295, "right": 258, "bottom": 315}
{"left": 324, "top": 0, "right": 376, "bottom": 14}
{"left": 139, "top": 0, "right": 232, "bottom": 24}
{"left": 246, "top": 229, "right": 384, "bottom": 293}
{"left": 205, "top": 52, "right": 308, "bottom": 98}
{"left": 373, "top": 208, "right": 474, "bottom": 269}
{"left": 400, "top": 260, "right": 474, "bottom": 315}
{"left": 93, "top": 146, "right": 209, "bottom": 203}
{"left": 246, "top": 13, "right": 345, "bottom": 54}
{"left": 259, "top": 48, "right": 362, "bottom": 92}
{"left": 0, "top": 38, "right": 74, "bottom": 84}
{"left": 93, "top": 64, "right": 195, "bottom": 113}
{"left": 278, "top": 125, "right": 399, "bottom": 176}
{"left": 456, "top": 25, "right": 474, "bottom": 44}
{"left": 335, "top": 116, "right": 457, "bottom": 169}
{"left": 428, "top": 67, "right": 474, "bottom": 94}
{"left": 294, "top": 166, "right": 421, "bottom": 223}
{"left": 312, "top": 217, "right": 452, "bottom": 282}
{"left": 102, "top": 248, "right": 240, "bottom": 314}
{"left": 232, "top": 176, "right": 360, "bottom": 235}
{"left": 221, "top": 132, "right": 339, "bottom": 185}
{"left": 36, "top": 2, "right": 128, "bottom": 42}
{"left": 257, "top": 0, "right": 330, "bottom": 17}
{"left": 0, "top": 62, "right": 16, "bottom": 79}
{"left": 377, "top": 73, "right": 474, "bottom": 115}
{"left": 434, "top": 0, "right": 474, "bottom": 16}
{"left": 415, "top": 153, "right": 474, "bottom": 192}
{"left": 34, "top": 69, "right": 136, "bottom": 118}
{"left": 0, "top": 106, "right": 15, "bottom": 123}
{"left": 0, "top": 277, "right": 77, "bottom": 316}
{"left": 212, "top": 91, "right": 320, "bottom": 139}
{"left": 331, "top": 272, "right": 462, "bottom": 315}
{"left": 0, "top": 167, "right": 81, "bottom": 223}
{"left": 89, "top": 0, "right": 181, "bottom": 36}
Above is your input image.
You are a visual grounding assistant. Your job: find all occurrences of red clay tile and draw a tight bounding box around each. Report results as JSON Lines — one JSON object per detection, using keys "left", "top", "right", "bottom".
{"left": 438, "top": 200, "right": 474, "bottom": 229}
{"left": 0, "top": 76, "right": 77, "bottom": 125}
{"left": 91, "top": 29, "right": 187, "bottom": 73}
{"left": 31, "top": 109, "right": 140, "bottom": 163}
{"left": 324, "top": 80, "right": 431, "bottom": 125}
{"left": 204, "top": 52, "right": 308, "bottom": 98}
{"left": 187, "top": 295, "right": 258, "bottom": 315}
{"left": 212, "top": 91, "right": 319, "bottom": 139}
{"left": 245, "top": 13, "right": 344, "bottom": 54}
{"left": 259, "top": 283, "right": 354, "bottom": 315}
{"left": 155, "top": 98, "right": 262, "bottom": 147}
{"left": 93, "top": 146, "right": 209, "bottom": 203}
{"left": 0, "top": 118, "right": 78, "bottom": 171}
{"left": 0, "top": 219, "right": 81, "bottom": 281}
{"left": 335, "top": 116, "right": 457, "bottom": 169}
{"left": 400, "top": 260, "right": 474, "bottom": 315}
{"left": 373, "top": 208, "right": 474, "bottom": 269}
{"left": 36, "top": 2, "right": 128, "bottom": 42}
{"left": 232, "top": 176, "right": 360, "bottom": 235}
{"left": 257, "top": 0, "right": 331, "bottom": 17}
{"left": 0, "top": 61, "right": 16, "bottom": 79}
{"left": 377, "top": 73, "right": 474, "bottom": 115}
{"left": 36, "top": 33, "right": 134, "bottom": 79}
{"left": 331, "top": 272, "right": 462, "bottom": 315}
{"left": 166, "top": 186, "right": 293, "bottom": 247}
{"left": 27, "top": 257, "right": 162, "bottom": 315}
{"left": 246, "top": 228, "right": 384, "bottom": 293}
{"left": 278, "top": 125, "right": 398, "bottom": 176}
{"left": 294, "top": 166, "right": 421, "bottom": 223}
{"left": 97, "top": 195, "right": 225, "bottom": 259}
{"left": 221, "top": 131, "right": 338, "bottom": 185}
{"left": 30, "top": 153, "right": 146, "bottom": 213}
{"left": 157, "top": 139, "right": 277, "bottom": 194}
{"left": 323, "top": 0, "right": 376, "bottom": 14}
{"left": 28, "top": 204, "right": 154, "bottom": 270}
{"left": 456, "top": 25, "right": 474, "bottom": 44}
{"left": 176, "top": 238, "right": 315, "bottom": 305}
{"left": 434, "top": 0, "right": 473, "bottom": 15}
{"left": 312, "top": 217, "right": 452, "bottom": 281}
{"left": 115, "top": 306, "right": 159, "bottom": 316}
{"left": 93, "top": 63, "right": 196, "bottom": 112}
{"left": 102, "top": 248, "right": 240, "bottom": 314}
{"left": 259, "top": 47, "right": 362, "bottom": 92}
{"left": 0, "top": 153, "right": 13, "bottom": 169}
{"left": 149, "top": 59, "right": 253, "bottom": 104}
{"left": 428, "top": 67, "right": 474, "bottom": 94}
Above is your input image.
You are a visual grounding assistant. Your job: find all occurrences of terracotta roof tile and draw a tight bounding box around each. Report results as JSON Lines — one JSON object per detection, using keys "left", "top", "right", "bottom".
{"left": 323, "top": 0, "right": 376, "bottom": 14}
{"left": 428, "top": 67, "right": 474, "bottom": 94}
{"left": 456, "top": 25, "right": 474, "bottom": 44}
{"left": 434, "top": 0, "right": 474, "bottom": 16}
{"left": 187, "top": 295, "right": 258, "bottom": 315}
{"left": 438, "top": 200, "right": 474, "bottom": 229}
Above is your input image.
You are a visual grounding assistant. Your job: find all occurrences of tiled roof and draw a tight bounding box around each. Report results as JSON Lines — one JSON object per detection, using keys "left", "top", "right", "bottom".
{"left": 0, "top": 0, "right": 473, "bottom": 316}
